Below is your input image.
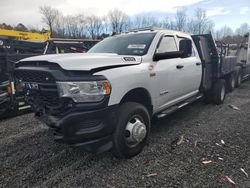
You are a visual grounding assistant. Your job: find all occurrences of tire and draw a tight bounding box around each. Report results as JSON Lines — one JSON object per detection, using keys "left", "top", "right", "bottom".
{"left": 112, "top": 102, "right": 150, "bottom": 159}
{"left": 212, "top": 79, "right": 226, "bottom": 105}
{"left": 226, "top": 73, "right": 236, "bottom": 92}
{"left": 235, "top": 70, "right": 242, "bottom": 88}
{"left": 0, "top": 101, "right": 10, "bottom": 118}
{"left": 203, "top": 91, "right": 212, "bottom": 104}
{"left": 0, "top": 107, "right": 7, "bottom": 118}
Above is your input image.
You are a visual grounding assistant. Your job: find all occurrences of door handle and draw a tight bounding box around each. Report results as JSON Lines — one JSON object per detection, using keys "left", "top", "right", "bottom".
{"left": 176, "top": 65, "right": 184, "bottom": 69}
{"left": 196, "top": 62, "right": 201, "bottom": 66}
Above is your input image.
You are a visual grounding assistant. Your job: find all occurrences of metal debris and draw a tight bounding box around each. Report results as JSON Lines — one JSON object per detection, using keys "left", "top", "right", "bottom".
{"left": 146, "top": 173, "right": 157, "bottom": 177}
{"left": 221, "top": 140, "right": 225, "bottom": 145}
{"left": 177, "top": 135, "right": 185, "bottom": 145}
{"left": 223, "top": 176, "right": 236, "bottom": 185}
{"left": 194, "top": 140, "right": 198, "bottom": 147}
{"left": 228, "top": 104, "right": 240, "bottom": 111}
{"left": 202, "top": 160, "right": 213, "bottom": 164}
{"left": 216, "top": 143, "right": 223, "bottom": 147}
{"left": 218, "top": 157, "right": 224, "bottom": 161}
{"left": 240, "top": 168, "right": 249, "bottom": 177}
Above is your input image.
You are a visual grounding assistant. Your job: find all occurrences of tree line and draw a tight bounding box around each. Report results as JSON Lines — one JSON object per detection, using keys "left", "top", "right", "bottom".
{"left": 1, "top": 5, "right": 249, "bottom": 43}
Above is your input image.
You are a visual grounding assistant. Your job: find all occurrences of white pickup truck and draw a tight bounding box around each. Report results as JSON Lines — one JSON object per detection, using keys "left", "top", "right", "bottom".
{"left": 15, "top": 28, "right": 245, "bottom": 158}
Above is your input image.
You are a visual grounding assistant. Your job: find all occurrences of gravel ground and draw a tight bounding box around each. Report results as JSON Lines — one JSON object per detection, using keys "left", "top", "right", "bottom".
{"left": 1, "top": 81, "right": 250, "bottom": 188}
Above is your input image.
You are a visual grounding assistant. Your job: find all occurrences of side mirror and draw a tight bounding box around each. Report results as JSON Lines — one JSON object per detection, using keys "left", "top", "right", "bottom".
{"left": 153, "top": 39, "right": 192, "bottom": 61}
{"left": 179, "top": 39, "right": 192, "bottom": 58}
{"left": 153, "top": 51, "right": 183, "bottom": 61}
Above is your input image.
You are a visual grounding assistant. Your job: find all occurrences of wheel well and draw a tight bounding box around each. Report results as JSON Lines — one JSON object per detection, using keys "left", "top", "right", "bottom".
{"left": 120, "top": 88, "right": 153, "bottom": 116}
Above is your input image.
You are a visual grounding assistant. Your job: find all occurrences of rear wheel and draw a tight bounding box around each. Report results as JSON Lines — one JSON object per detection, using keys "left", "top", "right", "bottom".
{"left": 203, "top": 91, "right": 212, "bottom": 104}
{"left": 212, "top": 79, "right": 226, "bottom": 105}
{"left": 112, "top": 102, "right": 150, "bottom": 159}
{"left": 226, "top": 73, "right": 236, "bottom": 92}
{"left": 235, "top": 69, "right": 242, "bottom": 88}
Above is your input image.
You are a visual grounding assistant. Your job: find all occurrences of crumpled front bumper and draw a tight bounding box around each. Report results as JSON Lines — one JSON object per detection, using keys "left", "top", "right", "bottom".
{"left": 36, "top": 104, "right": 119, "bottom": 153}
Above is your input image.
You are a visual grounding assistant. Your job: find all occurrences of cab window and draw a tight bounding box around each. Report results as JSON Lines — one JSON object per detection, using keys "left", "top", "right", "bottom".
{"left": 157, "top": 36, "right": 178, "bottom": 53}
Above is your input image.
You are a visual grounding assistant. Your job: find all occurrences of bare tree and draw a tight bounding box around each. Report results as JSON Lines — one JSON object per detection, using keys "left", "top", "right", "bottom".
{"left": 27, "top": 25, "right": 42, "bottom": 32}
{"left": 131, "top": 15, "right": 144, "bottom": 29}
{"left": 215, "top": 25, "right": 234, "bottom": 39}
{"left": 108, "top": 9, "right": 128, "bottom": 33}
{"left": 102, "top": 16, "right": 110, "bottom": 34}
{"left": 131, "top": 15, "right": 160, "bottom": 29}
{"left": 64, "top": 15, "right": 85, "bottom": 38}
{"left": 221, "top": 26, "right": 234, "bottom": 38}
{"left": 65, "top": 16, "right": 78, "bottom": 38}
{"left": 175, "top": 8, "right": 187, "bottom": 31}
{"left": 0, "top": 23, "right": 13, "bottom": 30}
{"left": 15, "top": 23, "right": 28, "bottom": 32}
{"left": 187, "top": 19, "right": 196, "bottom": 33}
{"left": 162, "top": 17, "right": 175, "bottom": 30}
{"left": 206, "top": 21, "right": 215, "bottom": 34}
{"left": 195, "top": 8, "right": 207, "bottom": 34}
{"left": 85, "top": 15, "right": 103, "bottom": 39}
{"left": 235, "top": 23, "right": 250, "bottom": 36}
{"left": 40, "top": 6, "right": 59, "bottom": 37}
{"left": 54, "top": 12, "right": 66, "bottom": 38}
{"left": 161, "top": 17, "right": 171, "bottom": 29}
{"left": 187, "top": 8, "right": 214, "bottom": 34}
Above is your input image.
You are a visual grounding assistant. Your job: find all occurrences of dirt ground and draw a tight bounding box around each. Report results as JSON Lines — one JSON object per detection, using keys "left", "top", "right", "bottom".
{"left": 1, "top": 81, "right": 250, "bottom": 188}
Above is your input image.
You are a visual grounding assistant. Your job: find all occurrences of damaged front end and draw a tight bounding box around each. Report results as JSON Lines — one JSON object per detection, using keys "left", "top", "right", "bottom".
{"left": 14, "top": 61, "right": 118, "bottom": 153}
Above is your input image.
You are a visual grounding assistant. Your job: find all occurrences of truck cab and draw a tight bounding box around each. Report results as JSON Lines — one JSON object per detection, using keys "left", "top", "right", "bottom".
{"left": 14, "top": 28, "right": 236, "bottom": 158}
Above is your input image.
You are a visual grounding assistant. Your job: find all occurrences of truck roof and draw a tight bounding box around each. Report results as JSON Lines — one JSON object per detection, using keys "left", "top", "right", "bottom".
{"left": 124, "top": 27, "right": 191, "bottom": 38}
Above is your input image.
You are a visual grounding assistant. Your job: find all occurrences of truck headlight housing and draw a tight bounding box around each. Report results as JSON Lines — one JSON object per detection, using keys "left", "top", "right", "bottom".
{"left": 56, "top": 80, "right": 111, "bottom": 103}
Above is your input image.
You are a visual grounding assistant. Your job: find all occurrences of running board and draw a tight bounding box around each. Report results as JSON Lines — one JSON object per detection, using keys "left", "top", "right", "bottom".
{"left": 18, "top": 105, "right": 31, "bottom": 110}
{"left": 156, "top": 94, "right": 203, "bottom": 118}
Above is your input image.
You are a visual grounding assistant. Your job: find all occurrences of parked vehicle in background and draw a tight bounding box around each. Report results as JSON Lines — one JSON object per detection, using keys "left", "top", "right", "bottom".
{"left": 0, "top": 37, "right": 45, "bottom": 116}
{"left": 44, "top": 38, "right": 99, "bottom": 54}
{"left": 234, "top": 32, "right": 250, "bottom": 84}
{"left": 0, "top": 29, "right": 51, "bottom": 41}
{"left": 0, "top": 37, "right": 99, "bottom": 117}
{"left": 14, "top": 27, "right": 250, "bottom": 158}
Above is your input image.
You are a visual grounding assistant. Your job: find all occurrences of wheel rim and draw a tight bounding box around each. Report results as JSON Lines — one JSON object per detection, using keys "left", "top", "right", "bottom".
{"left": 124, "top": 116, "right": 147, "bottom": 148}
{"left": 238, "top": 75, "right": 241, "bottom": 85}
{"left": 221, "top": 85, "right": 225, "bottom": 101}
{"left": 231, "top": 77, "right": 235, "bottom": 88}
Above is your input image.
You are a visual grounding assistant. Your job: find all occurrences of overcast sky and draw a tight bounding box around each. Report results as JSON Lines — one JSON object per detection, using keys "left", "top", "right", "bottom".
{"left": 0, "top": 0, "right": 250, "bottom": 29}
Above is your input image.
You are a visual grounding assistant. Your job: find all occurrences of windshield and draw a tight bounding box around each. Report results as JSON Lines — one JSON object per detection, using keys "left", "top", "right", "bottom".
{"left": 88, "top": 33, "right": 156, "bottom": 56}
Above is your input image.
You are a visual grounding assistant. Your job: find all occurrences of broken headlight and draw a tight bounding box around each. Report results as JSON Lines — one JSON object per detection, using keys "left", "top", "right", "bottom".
{"left": 56, "top": 80, "right": 111, "bottom": 103}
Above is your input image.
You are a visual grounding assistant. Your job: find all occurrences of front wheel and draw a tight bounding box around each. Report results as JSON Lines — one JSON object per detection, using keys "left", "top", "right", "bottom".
{"left": 112, "top": 102, "right": 150, "bottom": 159}
{"left": 0, "top": 101, "right": 10, "bottom": 118}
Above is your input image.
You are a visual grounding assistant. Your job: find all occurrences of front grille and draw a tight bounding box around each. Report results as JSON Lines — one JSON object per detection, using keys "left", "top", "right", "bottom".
{"left": 15, "top": 69, "right": 70, "bottom": 115}
{"left": 15, "top": 70, "right": 55, "bottom": 83}
{"left": 29, "top": 88, "right": 70, "bottom": 116}
{"left": 39, "top": 92, "right": 61, "bottom": 107}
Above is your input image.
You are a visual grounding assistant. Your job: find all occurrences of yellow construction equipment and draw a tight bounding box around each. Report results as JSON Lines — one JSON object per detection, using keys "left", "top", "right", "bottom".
{"left": 0, "top": 29, "right": 51, "bottom": 41}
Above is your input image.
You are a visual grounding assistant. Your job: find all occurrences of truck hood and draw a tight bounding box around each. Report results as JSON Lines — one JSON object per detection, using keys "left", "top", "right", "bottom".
{"left": 18, "top": 53, "right": 142, "bottom": 71}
